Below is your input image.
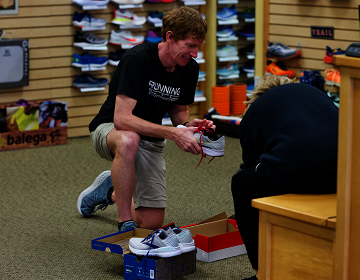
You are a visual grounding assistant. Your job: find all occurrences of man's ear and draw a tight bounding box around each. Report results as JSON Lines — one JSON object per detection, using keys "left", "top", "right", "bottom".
{"left": 166, "top": 31, "right": 173, "bottom": 42}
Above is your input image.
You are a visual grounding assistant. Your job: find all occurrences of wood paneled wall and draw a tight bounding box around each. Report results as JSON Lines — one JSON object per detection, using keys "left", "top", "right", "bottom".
{"left": 263, "top": 0, "right": 359, "bottom": 77}
{"left": 0, "top": 0, "right": 204, "bottom": 138}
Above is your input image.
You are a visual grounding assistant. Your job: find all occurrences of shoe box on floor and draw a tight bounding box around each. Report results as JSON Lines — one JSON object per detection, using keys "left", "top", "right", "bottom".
{"left": 92, "top": 228, "right": 196, "bottom": 280}
{"left": 182, "top": 212, "right": 247, "bottom": 262}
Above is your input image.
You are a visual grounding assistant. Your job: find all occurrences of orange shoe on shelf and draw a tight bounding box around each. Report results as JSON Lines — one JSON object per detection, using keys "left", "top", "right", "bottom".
{"left": 265, "top": 60, "right": 295, "bottom": 78}
{"left": 325, "top": 69, "right": 341, "bottom": 87}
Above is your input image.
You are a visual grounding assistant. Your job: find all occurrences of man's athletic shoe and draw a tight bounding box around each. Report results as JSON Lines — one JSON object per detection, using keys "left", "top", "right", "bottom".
{"left": 166, "top": 227, "right": 195, "bottom": 253}
{"left": 77, "top": 170, "right": 114, "bottom": 217}
{"left": 216, "top": 25, "right": 235, "bottom": 38}
{"left": 147, "top": 11, "right": 163, "bottom": 24}
{"left": 145, "top": 29, "right": 162, "bottom": 43}
{"left": 216, "top": 63, "right": 240, "bottom": 76}
{"left": 73, "top": 0, "right": 110, "bottom": 6}
{"left": 265, "top": 60, "right": 295, "bottom": 78}
{"left": 129, "top": 229, "right": 182, "bottom": 258}
{"left": 109, "top": 30, "right": 144, "bottom": 45}
{"left": 72, "top": 53, "right": 108, "bottom": 68}
{"left": 216, "top": 44, "right": 238, "bottom": 57}
{"left": 108, "top": 49, "right": 126, "bottom": 66}
{"left": 216, "top": 5, "right": 238, "bottom": 20}
{"left": 73, "top": 11, "right": 107, "bottom": 28}
{"left": 73, "top": 73, "right": 108, "bottom": 88}
{"left": 194, "top": 126, "right": 225, "bottom": 157}
{"left": 266, "top": 42, "right": 301, "bottom": 60}
{"left": 119, "top": 220, "right": 136, "bottom": 231}
{"left": 235, "top": 27, "right": 255, "bottom": 37}
{"left": 111, "top": 9, "right": 146, "bottom": 26}
{"left": 325, "top": 69, "right": 341, "bottom": 87}
{"left": 73, "top": 31, "right": 108, "bottom": 48}
{"left": 323, "top": 46, "right": 345, "bottom": 64}
{"left": 111, "top": 0, "right": 144, "bottom": 4}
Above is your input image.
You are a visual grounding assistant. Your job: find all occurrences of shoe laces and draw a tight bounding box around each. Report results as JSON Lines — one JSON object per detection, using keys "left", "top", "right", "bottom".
{"left": 194, "top": 125, "right": 216, "bottom": 169}
{"left": 93, "top": 202, "right": 109, "bottom": 213}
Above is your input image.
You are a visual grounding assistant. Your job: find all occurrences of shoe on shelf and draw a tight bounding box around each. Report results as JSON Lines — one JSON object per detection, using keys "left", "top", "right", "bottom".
{"left": 265, "top": 60, "right": 295, "bottom": 78}
{"left": 108, "top": 49, "right": 126, "bottom": 66}
{"left": 145, "top": 29, "right": 162, "bottom": 43}
{"left": 73, "top": 73, "right": 108, "bottom": 88}
{"left": 240, "top": 62, "right": 255, "bottom": 73}
{"left": 147, "top": 11, "right": 164, "bottom": 24}
{"left": 300, "top": 70, "right": 325, "bottom": 91}
{"left": 237, "top": 7, "right": 255, "bottom": 19}
{"left": 266, "top": 42, "right": 301, "bottom": 60}
{"left": 110, "top": 30, "right": 144, "bottom": 45}
{"left": 216, "top": 63, "right": 240, "bottom": 76}
{"left": 216, "top": 25, "right": 235, "bottom": 38}
{"left": 73, "top": 31, "right": 108, "bottom": 48}
{"left": 324, "top": 46, "right": 345, "bottom": 64}
{"left": 216, "top": 5, "right": 238, "bottom": 20}
{"left": 72, "top": 53, "right": 108, "bottom": 68}
{"left": 325, "top": 69, "right": 341, "bottom": 87}
{"left": 77, "top": 171, "right": 114, "bottom": 217}
{"left": 239, "top": 44, "right": 255, "bottom": 56}
{"left": 111, "top": 0, "right": 144, "bottom": 4}
{"left": 73, "top": 11, "right": 107, "bottom": 28}
{"left": 129, "top": 229, "right": 182, "bottom": 258}
{"left": 112, "top": 9, "right": 146, "bottom": 26}
{"left": 235, "top": 26, "right": 255, "bottom": 37}
{"left": 73, "top": 0, "right": 110, "bottom": 6}
{"left": 216, "top": 44, "right": 238, "bottom": 57}
{"left": 165, "top": 227, "right": 195, "bottom": 253}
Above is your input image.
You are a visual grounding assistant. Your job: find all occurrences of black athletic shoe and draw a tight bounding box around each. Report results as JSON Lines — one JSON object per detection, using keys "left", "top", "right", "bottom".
{"left": 73, "top": 31, "right": 108, "bottom": 48}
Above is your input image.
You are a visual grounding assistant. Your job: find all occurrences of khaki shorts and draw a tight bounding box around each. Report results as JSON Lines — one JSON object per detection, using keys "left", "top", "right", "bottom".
{"left": 90, "top": 123, "right": 167, "bottom": 209}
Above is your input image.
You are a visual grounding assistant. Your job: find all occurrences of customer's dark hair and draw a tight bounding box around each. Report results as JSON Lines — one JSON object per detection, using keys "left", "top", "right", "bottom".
{"left": 161, "top": 6, "right": 207, "bottom": 42}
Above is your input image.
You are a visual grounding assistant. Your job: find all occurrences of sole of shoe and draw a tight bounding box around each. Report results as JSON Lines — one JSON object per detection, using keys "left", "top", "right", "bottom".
{"left": 77, "top": 170, "right": 111, "bottom": 216}
{"left": 266, "top": 50, "right": 301, "bottom": 60}
{"left": 179, "top": 243, "right": 196, "bottom": 253}
{"left": 73, "top": 42, "right": 107, "bottom": 48}
{"left": 129, "top": 244, "right": 182, "bottom": 258}
{"left": 202, "top": 147, "right": 225, "bottom": 157}
{"left": 108, "top": 59, "right": 120, "bottom": 66}
{"left": 72, "top": 62, "right": 108, "bottom": 67}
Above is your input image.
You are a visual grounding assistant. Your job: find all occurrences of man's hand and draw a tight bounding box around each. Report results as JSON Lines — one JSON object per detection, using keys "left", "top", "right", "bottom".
{"left": 187, "top": 118, "right": 215, "bottom": 130}
{"left": 172, "top": 125, "right": 203, "bottom": 155}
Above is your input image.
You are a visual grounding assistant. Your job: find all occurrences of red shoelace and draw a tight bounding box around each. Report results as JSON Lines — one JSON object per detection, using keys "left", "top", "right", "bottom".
{"left": 195, "top": 125, "right": 216, "bottom": 169}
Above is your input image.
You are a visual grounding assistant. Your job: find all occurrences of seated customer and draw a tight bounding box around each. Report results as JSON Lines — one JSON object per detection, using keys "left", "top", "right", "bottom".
{"left": 231, "top": 75, "right": 338, "bottom": 280}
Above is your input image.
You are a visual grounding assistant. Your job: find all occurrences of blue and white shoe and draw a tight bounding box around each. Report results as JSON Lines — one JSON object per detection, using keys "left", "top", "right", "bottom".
{"left": 73, "top": 11, "right": 107, "bottom": 28}
{"left": 129, "top": 229, "right": 182, "bottom": 258}
{"left": 72, "top": 53, "right": 108, "bottom": 68}
{"left": 73, "top": 73, "right": 108, "bottom": 88}
{"left": 77, "top": 171, "right": 114, "bottom": 217}
{"left": 216, "top": 5, "right": 238, "bottom": 20}
{"left": 216, "top": 63, "right": 240, "bottom": 76}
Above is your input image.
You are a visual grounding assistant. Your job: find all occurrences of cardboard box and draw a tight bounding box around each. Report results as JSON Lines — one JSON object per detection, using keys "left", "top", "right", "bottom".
{"left": 92, "top": 228, "right": 196, "bottom": 280}
{"left": 183, "top": 212, "right": 247, "bottom": 262}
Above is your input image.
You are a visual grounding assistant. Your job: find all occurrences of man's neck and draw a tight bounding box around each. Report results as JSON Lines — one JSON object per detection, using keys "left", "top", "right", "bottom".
{"left": 158, "top": 42, "right": 176, "bottom": 72}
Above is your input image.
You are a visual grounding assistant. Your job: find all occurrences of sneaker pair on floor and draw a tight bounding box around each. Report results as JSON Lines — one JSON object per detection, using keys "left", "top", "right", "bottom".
{"left": 129, "top": 227, "right": 195, "bottom": 258}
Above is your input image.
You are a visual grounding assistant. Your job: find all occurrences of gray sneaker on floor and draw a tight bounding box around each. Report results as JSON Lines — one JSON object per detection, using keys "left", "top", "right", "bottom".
{"left": 77, "top": 170, "right": 114, "bottom": 217}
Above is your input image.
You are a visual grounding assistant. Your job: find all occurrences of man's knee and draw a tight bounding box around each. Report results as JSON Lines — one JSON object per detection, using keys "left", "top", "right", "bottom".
{"left": 107, "top": 130, "right": 140, "bottom": 159}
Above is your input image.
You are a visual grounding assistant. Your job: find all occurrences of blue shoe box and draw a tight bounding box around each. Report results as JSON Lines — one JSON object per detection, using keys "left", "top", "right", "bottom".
{"left": 92, "top": 228, "right": 196, "bottom": 280}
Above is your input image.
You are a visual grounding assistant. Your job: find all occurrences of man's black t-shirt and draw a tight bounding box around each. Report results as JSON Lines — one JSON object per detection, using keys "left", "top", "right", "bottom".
{"left": 239, "top": 83, "right": 339, "bottom": 184}
{"left": 89, "top": 42, "right": 199, "bottom": 141}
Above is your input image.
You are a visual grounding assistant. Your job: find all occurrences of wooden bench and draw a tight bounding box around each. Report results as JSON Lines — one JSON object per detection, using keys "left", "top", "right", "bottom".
{"left": 252, "top": 194, "right": 337, "bottom": 280}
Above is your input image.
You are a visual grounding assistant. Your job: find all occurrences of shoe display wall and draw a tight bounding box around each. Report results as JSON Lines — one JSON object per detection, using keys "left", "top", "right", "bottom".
{"left": 215, "top": 1, "right": 256, "bottom": 110}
